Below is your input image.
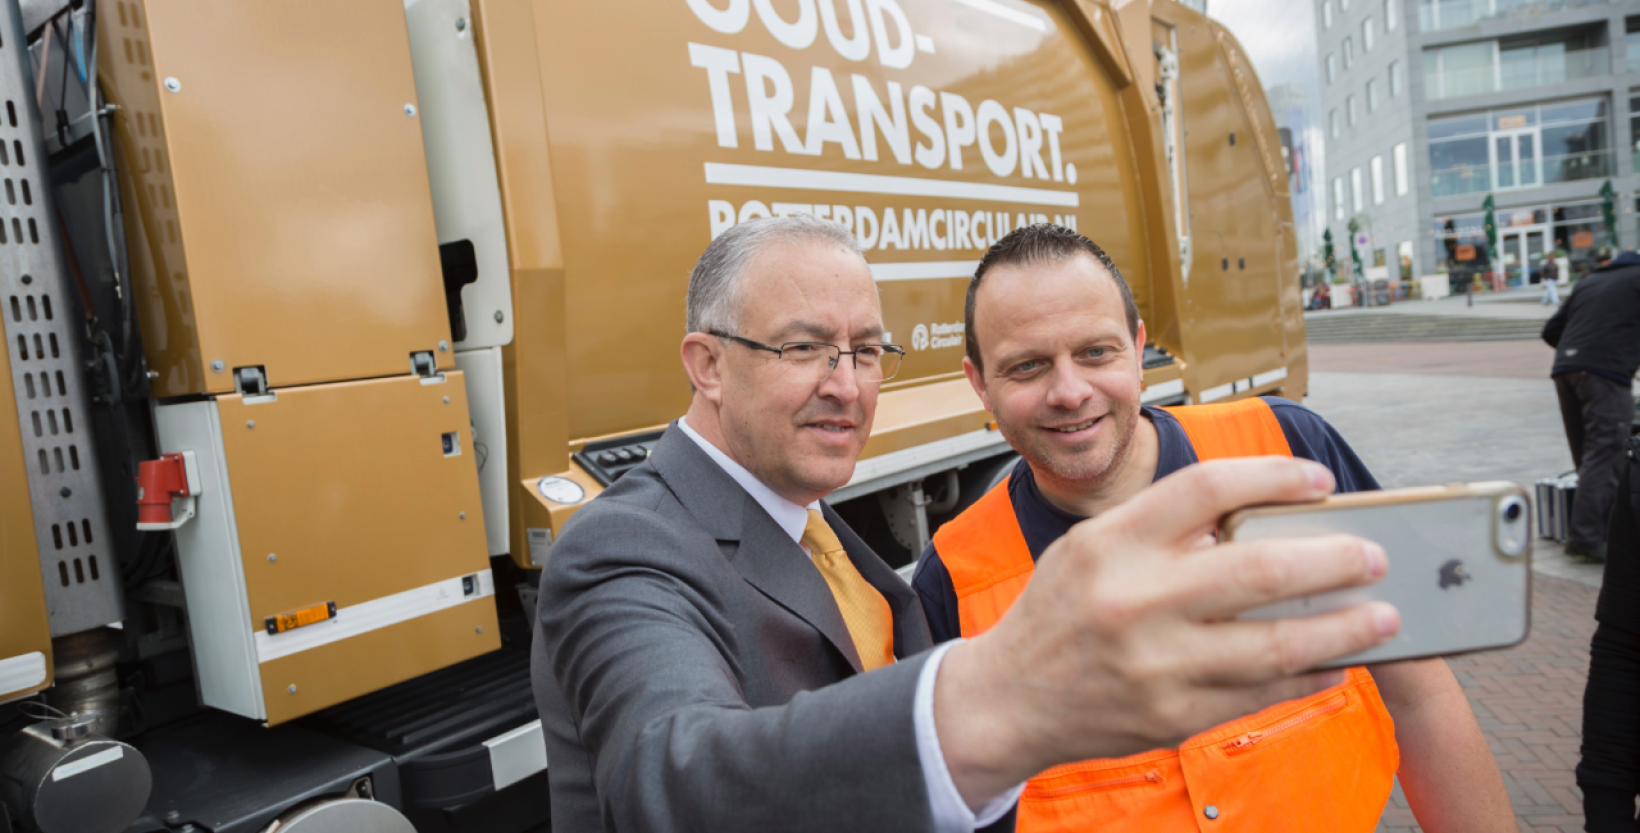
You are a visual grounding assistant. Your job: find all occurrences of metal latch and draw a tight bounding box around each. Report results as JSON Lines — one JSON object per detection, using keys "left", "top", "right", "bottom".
{"left": 234, "top": 365, "right": 268, "bottom": 397}
{"left": 410, "top": 351, "right": 438, "bottom": 379}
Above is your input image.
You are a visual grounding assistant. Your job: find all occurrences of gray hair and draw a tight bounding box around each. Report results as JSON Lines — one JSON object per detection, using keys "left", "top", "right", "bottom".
{"left": 685, "top": 215, "right": 866, "bottom": 334}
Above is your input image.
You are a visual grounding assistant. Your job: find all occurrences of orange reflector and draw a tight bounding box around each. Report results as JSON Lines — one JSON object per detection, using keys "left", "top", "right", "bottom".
{"left": 265, "top": 601, "right": 337, "bottom": 635}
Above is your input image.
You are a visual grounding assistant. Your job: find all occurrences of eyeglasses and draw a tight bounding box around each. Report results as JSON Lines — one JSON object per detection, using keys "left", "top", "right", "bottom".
{"left": 710, "top": 330, "right": 906, "bottom": 384}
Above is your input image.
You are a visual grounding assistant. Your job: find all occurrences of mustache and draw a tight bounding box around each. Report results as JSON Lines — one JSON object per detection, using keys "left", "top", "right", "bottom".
{"left": 793, "top": 402, "right": 864, "bottom": 426}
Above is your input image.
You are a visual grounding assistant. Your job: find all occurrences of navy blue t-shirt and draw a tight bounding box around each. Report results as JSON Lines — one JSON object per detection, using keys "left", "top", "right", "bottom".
{"left": 911, "top": 398, "right": 1381, "bottom": 645}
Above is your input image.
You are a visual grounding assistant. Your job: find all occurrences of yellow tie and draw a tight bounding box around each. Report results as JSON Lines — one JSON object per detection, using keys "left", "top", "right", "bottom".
{"left": 800, "top": 510, "right": 895, "bottom": 671}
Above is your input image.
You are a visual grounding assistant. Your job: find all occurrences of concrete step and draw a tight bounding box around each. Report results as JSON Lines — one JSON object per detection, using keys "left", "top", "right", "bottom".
{"left": 1303, "top": 312, "right": 1544, "bottom": 344}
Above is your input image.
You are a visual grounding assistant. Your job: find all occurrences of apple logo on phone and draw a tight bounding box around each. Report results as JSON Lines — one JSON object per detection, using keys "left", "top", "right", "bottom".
{"left": 1438, "top": 559, "right": 1470, "bottom": 590}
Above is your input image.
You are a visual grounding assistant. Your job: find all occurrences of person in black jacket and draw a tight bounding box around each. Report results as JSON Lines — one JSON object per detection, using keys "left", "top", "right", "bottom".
{"left": 1542, "top": 251, "right": 1640, "bottom": 562}
{"left": 1579, "top": 435, "right": 1640, "bottom": 831}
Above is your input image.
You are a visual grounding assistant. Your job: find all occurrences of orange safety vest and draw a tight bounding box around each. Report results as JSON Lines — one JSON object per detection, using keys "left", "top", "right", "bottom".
{"left": 933, "top": 398, "right": 1399, "bottom": 832}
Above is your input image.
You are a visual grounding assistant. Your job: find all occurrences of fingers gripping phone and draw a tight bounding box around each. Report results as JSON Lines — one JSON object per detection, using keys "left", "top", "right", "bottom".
{"left": 1223, "top": 482, "right": 1532, "bottom": 669}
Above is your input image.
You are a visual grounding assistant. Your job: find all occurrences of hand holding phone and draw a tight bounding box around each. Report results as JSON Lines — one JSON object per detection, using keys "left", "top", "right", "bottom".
{"left": 1223, "top": 482, "right": 1532, "bottom": 669}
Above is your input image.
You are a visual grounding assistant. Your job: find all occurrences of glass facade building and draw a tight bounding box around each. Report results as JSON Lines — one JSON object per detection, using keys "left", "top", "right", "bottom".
{"left": 1428, "top": 99, "right": 1611, "bottom": 197}
{"left": 1316, "top": 0, "right": 1640, "bottom": 294}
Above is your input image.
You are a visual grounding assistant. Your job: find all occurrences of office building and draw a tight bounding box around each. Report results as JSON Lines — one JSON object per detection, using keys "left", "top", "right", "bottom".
{"left": 1316, "top": 0, "right": 1638, "bottom": 290}
{"left": 1268, "top": 83, "right": 1328, "bottom": 265}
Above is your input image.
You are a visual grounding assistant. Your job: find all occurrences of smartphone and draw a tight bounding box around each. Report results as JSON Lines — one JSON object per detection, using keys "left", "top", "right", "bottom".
{"left": 1222, "top": 482, "right": 1532, "bottom": 669}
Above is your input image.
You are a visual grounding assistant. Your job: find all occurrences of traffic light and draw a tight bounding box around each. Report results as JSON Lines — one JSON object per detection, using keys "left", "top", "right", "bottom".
{"left": 1600, "top": 179, "right": 1616, "bottom": 247}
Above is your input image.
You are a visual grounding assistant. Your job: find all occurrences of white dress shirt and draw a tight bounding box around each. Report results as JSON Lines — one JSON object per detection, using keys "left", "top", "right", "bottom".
{"left": 677, "top": 417, "right": 1021, "bottom": 831}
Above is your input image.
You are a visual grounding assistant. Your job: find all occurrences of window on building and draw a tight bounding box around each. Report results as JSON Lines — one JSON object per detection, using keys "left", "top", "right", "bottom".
{"left": 1370, "top": 155, "right": 1385, "bottom": 204}
{"left": 1434, "top": 202, "right": 1606, "bottom": 285}
{"left": 1327, "top": 54, "right": 1338, "bottom": 83}
{"left": 1330, "top": 108, "right": 1340, "bottom": 138}
{"left": 1367, "top": 79, "right": 1379, "bottom": 112}
{"left": 1323, "top": 0, "right": 1334, "bottom": 29}
{"left": 1389, "top": 60, "right": 1402, "bottom": 97}
{"left": 1628, "top": 19, "right": 1640, "bottom": 73}
{"left": 1425, "top": 41, "right": 1493, "bottom": 100}
{"left": 1427, "top": 114, "right": 1490, "bottom": 197}
{"left": 1344, "top": 37, "right": 1354, "bottom": 68}
{"left": 1333, "top": 177, "right": 1346, "bottom": 219}
{"left": 1549, "top": 202, "right": 1606, "bottom": 280}
{"left": 1426, "top": 98, "right": 1611, "bottom": 197}
{"left": 1500, "top": 32, "right": 1604, "bottom": 92}
{"left": 1347, "top": 95, "right": 1358, "bottom": 126}
{"left": 1363, "top": 16, "right": 1375, "bottom": 51}
{"left": 1426, "top": 29, "right": 1607, "bottom": 100}
{"left": 1384, "top": 0, "right": 1398, "bottom": 31}
{"left": 1539, "top": 98, "right": 1610, "bottom": 185}
{"left": 1419, "top": 0, "right": 1480, "bottom": 32}
{"left": 1429, "top": 213, "right": 1491, "bottom": 288}
{"left": 1351, "top": 167, "right": 1364, "bottom": 212}
{"left": 1393, "top": 141, "right": 1409, "bottom": 195}
{"left": 1630, "top": 93, "right": 1640, "bottom": 173}
{"left": 1340, "top": 0, "right": 1350, "bottom": 9}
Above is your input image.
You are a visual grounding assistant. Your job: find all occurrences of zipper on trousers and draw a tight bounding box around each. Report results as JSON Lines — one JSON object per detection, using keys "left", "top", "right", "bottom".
{"left": 1025, "top": 769, "right": 1164, "bottom": 799}
{"left": 1220, "top": 693, "right": 1348, "bottom": 756}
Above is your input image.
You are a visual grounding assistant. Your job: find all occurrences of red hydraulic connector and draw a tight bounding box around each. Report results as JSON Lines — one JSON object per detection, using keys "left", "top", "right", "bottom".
{"left": 136, "top": 452, "right": 199, "bottom": 530}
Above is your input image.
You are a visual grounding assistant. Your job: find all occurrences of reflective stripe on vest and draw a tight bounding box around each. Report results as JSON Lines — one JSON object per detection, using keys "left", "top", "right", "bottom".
{"left": 933, "top": 397, "right": 1399, "bottom": 832}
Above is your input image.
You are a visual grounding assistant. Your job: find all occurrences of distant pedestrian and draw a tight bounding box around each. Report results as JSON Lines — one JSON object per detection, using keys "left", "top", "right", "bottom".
{"left": 1542, "top": 250, "right": 1640, "bottom": 563}
{"left": 1577, "top": 435, "right": 1640, "bottom": 831}
{"left": 1541, "top": 257, "right": 1560, "bottom": 305}
{"left": 1311, "top": 281, "right": 1331, "bottom": 310}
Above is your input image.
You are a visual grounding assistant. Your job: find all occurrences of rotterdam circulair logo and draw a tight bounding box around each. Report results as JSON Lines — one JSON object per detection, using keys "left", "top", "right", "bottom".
{"left": 1438, "top": 559, "right": 1470, "bottom": 590}
{"left": 909, "top": 322, "right": 963, "bottom": 351}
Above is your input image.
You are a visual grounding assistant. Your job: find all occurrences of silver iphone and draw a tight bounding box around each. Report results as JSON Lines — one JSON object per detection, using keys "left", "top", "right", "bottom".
{"left": 1222, "top": 482, "right": 1532, "bottom": 669}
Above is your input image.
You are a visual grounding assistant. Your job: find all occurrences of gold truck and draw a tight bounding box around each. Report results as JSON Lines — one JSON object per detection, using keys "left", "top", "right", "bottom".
{"left": 0, "top": 0, "right": 1304, "bottom": 830}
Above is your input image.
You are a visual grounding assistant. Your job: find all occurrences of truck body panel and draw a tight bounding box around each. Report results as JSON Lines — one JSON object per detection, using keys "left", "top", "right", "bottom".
{"left": 0, "top": 314, "right": 53, "bottom": 702}
{"left": 97, "top": 0, "right": 457, "bottom": 397}
{"left": 488, "top": 0, "right": 1306, "bottom": 561}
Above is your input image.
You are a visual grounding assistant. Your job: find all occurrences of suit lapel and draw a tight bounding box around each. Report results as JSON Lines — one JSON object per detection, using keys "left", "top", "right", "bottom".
{"left": 823, "top": 503, "right": 933, "bottom": 659}
{"left": 649, "top": 424, "right": 864, "bottom": 672}
{"left": 733, "top": 497, "right": 865, "bottom": 673}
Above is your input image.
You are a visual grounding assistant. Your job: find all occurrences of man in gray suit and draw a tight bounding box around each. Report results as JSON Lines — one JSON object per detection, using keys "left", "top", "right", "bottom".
{"left": 532, "top": 216, "right": 1400, "bottom": 831}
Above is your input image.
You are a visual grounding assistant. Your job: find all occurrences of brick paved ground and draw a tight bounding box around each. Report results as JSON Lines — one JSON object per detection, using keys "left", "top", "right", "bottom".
{"left": 1309, "top": 341, "right": 1557, "bottom": 380}
{"left": 1375, "top": 574, "right": 1599, "bottom": 833}
{"left": 1301, "top": 341, "right": 1613, "bottom": 832}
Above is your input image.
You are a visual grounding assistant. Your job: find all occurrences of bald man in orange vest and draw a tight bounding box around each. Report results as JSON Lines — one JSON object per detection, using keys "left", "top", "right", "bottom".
{"left": 913, "top": 225, "right": 1517, "bottom": 833}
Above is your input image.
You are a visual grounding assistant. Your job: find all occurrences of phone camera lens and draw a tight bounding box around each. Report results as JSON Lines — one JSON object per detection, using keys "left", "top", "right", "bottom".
{"left": 1504, "top": 502, "right": 1522, "bottom": 523}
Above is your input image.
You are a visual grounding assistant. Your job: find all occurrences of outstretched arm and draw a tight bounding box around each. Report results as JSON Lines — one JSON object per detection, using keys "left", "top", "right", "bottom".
{"left": 938, "top": 457, "right": 1402, "bottom": 802}
{"left": 1372, "top": 659, "right": 1518, "bottom": 833}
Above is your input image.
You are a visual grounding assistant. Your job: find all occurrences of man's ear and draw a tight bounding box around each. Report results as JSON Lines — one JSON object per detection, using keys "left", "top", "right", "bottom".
{"left": 681, "top": 333, "right": 726, "bottom": 405}
{"left": 961, "top": 356, "right": 991, "bottom": 412}
{"left": 1134, "top": 319, "right": 1148, "bottom": 387}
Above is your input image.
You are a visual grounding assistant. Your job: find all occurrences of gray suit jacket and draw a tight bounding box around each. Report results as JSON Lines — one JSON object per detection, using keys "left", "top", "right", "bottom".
{"left": 532, "top": 424, "right": 938, "bottom": 832}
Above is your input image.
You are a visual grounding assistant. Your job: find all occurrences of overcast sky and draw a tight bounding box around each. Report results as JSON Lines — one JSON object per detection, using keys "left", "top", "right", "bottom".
{"left": 1209, "top": 0, "right": 1328, "bottom": 257}
{"left": 1210, "top": 0, "right": 1321, "bottom": 95}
